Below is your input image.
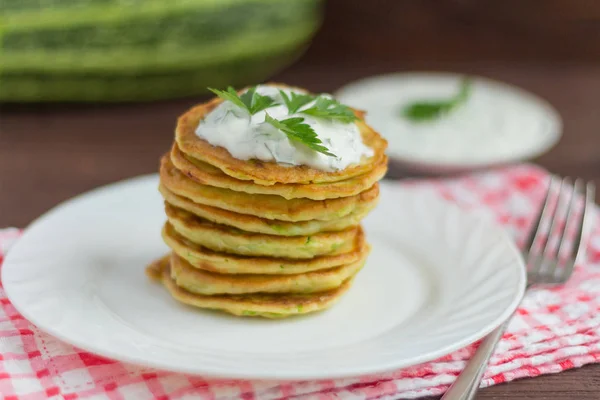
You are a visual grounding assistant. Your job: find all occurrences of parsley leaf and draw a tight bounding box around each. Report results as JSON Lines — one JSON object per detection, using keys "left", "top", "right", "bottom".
{"left": 264, "top": 114, "right": 336, "bottom": 157}
{"left": 208, "top": 86, "right": 248, "bottom": 111}
{"left": 279, "top": 90, "right": 314, "bottom": 114}
{"left": 241, "top": 87, "right": 279, "bottom": 114}
{"left": 208, "top": 86, "right": 278, "bottom": 115}
{"left": 238, "top": 87, "right": 256, "bottom": 110}
{"left": 250, "top": 93, "right": 278, "bottom": 114}
{"left": 402, "top": 78, "right": 472, "bottom": 122}
{"left": 301, "top": 96, "right": 358, "bottom": 123}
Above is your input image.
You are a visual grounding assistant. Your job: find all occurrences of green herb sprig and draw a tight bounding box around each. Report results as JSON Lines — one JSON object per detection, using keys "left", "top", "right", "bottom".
{"left": 264, "top": 114, "right": 335, "bottom": 157}
{"left": 279, "top": 90, "right": 314, "bottom": 114}
{"left": 208, "top": 86, "right": 360, "bottom": 158}
{"left": 300, "top": 96, "right": 358, "bottom": 123}
{"left": 402, "top": 78, "right": 472, "bottom": 122}
{"left": 208, "top": 86, "right": 278, "bottom": 115}
{"left": 280, "top": 90, "right": 358, "bottom": 123}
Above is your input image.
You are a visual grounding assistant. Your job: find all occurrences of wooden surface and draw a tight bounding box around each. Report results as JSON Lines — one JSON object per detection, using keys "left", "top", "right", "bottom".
{"left": 2, "top": 1, "right": 600, "bottom": 397}
{"left": 307, "top": 0, "right": 600, "bottom": 63}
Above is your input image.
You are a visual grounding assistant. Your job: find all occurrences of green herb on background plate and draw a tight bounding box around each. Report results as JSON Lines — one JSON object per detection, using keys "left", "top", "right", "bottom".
{"left": 401, "top": 78, "right": 472, "bottom": 122}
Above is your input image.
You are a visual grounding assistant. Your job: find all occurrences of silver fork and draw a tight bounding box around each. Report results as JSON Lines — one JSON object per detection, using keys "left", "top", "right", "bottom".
{"left": 441, "top": 176, "right": 596, "bottom": 400}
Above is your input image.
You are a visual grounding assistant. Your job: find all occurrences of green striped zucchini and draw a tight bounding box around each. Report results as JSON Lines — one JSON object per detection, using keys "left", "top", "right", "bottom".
{"left": 0, "top": 0, "right": 323, "bottom": 102}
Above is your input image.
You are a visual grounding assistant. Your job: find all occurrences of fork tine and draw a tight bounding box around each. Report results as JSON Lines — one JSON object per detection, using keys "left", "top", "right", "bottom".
{"left": 559, "top": 181, "right": 595, "bottom": 282}
{"left": 544, "top": 178, "right": 575, "bottom": 280}
{"left": 523, "top": 176, "right": 558, "bottom": 256}
{"left": 525, "top": 177, "right": 560, "bottom": 282}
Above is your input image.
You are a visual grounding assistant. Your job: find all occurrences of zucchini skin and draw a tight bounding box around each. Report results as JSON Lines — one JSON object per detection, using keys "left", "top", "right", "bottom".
{"left": 0, "top": 49, "right": 304, "bottom": 102}
{"left": 0, "top": 0, "right": 323, "bottom": 102}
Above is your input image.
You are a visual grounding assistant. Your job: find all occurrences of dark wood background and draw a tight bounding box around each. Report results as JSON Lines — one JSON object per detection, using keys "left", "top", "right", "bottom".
{"left": 1, "top": 1, "right": 599, "bottom": 398}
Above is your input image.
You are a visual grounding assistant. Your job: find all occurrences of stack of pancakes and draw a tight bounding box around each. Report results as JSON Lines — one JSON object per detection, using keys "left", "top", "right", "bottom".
{"left": 147, "top": 89, "right": 388, "bottom": 318}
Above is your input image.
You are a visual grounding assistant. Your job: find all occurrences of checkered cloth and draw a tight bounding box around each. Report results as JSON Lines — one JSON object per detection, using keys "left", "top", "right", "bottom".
{"left": 1, "top": 164, "right": 599, "bottom": 400}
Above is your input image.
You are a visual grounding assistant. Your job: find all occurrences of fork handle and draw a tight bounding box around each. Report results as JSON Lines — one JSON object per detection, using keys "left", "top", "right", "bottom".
{"left": 440, "top": 320, "right": 509, "bottom": 400}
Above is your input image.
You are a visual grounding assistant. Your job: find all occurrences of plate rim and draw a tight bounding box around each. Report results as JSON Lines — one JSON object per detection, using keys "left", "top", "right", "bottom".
{"left": 2, "top": 176, "right": 527, "bottom": 380}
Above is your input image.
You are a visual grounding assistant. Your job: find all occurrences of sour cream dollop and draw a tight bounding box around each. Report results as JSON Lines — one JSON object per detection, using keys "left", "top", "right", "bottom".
{"left": 195, "top": 85, "right": 373, "bottom": 171}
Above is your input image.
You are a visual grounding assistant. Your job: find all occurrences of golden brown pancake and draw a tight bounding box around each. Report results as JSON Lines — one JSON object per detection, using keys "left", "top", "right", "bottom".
{"left": 159, "top": 184, "right": 375, "bottom": 236}
{"left": 147, "top": 83, "right": 388, "bottom": 318}
{"left": 146, "top": 255, "right": 354, "bottom": 318}
{"left": 170, "top": 145, "right": 388, "bottom": 200}
{"left": 170, "top": 252, "right": 366, "bottom": 295}
{"left": 161, "top": 222, "right": 369, "bottom": 275}
{"left": 174, "top": 84, "right": 388, "bottom": 186}
{"left": 165, "top": 204, "right": 359, "bottom": 259}
{"left": 160, "top": 155, "right": 380, "bottom": 222}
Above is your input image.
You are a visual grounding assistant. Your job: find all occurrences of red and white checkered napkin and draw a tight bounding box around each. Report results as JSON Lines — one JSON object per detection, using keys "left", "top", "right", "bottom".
{"left": 1, "top": 164, "right": 599, "bottom": 400}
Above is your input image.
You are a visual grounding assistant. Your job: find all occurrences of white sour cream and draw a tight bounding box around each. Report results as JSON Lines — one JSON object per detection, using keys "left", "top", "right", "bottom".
{"left": 195, "top": 85, "right": 373, "bottom": 171}
{"left": 335, "top": 73, "right": 562, "bottom": 168}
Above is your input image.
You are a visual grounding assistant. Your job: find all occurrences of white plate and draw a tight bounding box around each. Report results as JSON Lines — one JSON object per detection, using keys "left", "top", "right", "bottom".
{"left": 2, "top": 176, "right": 526, "bottom": 380}
{"left": 335, "top": 72, "right": 562, "bottom": 174}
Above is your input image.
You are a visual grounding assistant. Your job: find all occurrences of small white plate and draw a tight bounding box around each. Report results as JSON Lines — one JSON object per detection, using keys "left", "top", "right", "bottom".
{"left": 335, "top": 72, "right": 562, "bottom": 174}
{"left": 2, "top": 176, "right": 526, "bottom": 380}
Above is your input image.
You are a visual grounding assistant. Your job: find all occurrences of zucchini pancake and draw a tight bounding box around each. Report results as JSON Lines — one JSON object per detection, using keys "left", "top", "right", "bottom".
{"left": 148, "top": 83, "right": 388, "bottom": 318}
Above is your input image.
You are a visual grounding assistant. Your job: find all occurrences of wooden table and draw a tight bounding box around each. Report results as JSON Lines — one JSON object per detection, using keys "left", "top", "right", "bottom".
{"left": 1, "top": 61, "right": 599, "bottom": 398}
